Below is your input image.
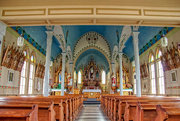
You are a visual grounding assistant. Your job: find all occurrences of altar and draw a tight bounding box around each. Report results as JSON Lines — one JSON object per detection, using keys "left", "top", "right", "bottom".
{"left": 82, "top": 89, "right": 101, "bottom": 98}
{"left": 51, "top": 89, "right": 67, "bottom": 96}
{"left": 117, "top": 89, "right": 133, "bottom": 95}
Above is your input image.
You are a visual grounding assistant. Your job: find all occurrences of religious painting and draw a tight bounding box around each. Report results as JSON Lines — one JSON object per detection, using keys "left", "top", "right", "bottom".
{"left": 171, "top": 70, "right": 177, "bottom": 83}
{"left": 8, "top": 70, "right": 14, "bottom": 83}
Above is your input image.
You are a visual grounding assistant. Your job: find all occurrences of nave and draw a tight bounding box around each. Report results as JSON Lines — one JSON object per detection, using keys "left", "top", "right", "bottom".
{"left": 76, "top": 104, "right": 110, "bottom": 121}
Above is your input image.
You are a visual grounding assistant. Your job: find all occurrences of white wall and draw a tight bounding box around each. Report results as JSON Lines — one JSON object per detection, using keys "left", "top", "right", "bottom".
{"left": 0, "top": 66, "right": 20, "bottom": 95}
{"left": 165, "top": 67, "right": 180, "bottom": 96}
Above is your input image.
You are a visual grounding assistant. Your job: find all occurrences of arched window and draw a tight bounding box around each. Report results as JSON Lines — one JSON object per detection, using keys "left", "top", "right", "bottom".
{"left": 78, "top": 71, "right": 81, "bottom": 84}
{"left": 102, "top": 70, "right": 106, "bottom": 84}
{"left": 20, "top": 51, "right": 28, "bottom": 94}
{"left": 156, "top": 49, "right": 165, "bottom": 94}
{"left": 149, "top": 53, "right": 156, "bottom": 94}
{"left": 28, "top": 54, "right": 36, "bottom": 94}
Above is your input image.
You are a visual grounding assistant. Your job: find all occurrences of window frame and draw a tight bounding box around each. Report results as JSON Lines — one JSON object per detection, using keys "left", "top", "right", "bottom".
{"left": 101, "top": 70, "right": 106, "bottom": 84}
{"left": 78, "top": 70, "right": 82, "bottom": 84}
{"left": 28, "top": 54, "right": 36, "bottom": 95}
{"left": 156, "top": 49, "right": 165, "bottom": 94}
{"left": 149, "top": 53, "right": 156, "bottom": 94}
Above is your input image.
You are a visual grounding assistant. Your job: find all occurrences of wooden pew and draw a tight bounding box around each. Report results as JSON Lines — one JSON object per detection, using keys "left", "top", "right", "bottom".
{"left": 0, "top": 104, "right": 38, "bottom": 121}
{"left": 0, "top": 101, "right": 55, "bottom": 121}
{"left": 124, "top": 101, "right": 180, "bottom": 121}
{"left": 134, "top": 102, "right": 180, "bottom": 121}
{"left": 155, "top": 105, "right": 180, "bottom": 121}
{"left": 115, "top": 96, "right": 180, "bottom": 121}
{"left": 101, "top": 95, "right": 180, "bottom": 121}
{"left": 0, "top": 95, "right": 83, "bottom": 121}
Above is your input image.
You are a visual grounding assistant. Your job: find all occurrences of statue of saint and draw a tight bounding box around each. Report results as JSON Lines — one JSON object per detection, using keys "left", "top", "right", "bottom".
{"left": 90, "top": 66, "right": 93, "bottom": 78}
{"left": 111, "top": 72, "right": 116, "bottom": 86}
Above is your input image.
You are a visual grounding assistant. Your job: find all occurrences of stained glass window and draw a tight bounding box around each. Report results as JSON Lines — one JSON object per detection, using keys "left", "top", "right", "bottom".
{"left": 149, "top": 54, "right": 154, "bottom": 63}
{"left": 156, "top": 49, "right": 162, "bottom": 59}
{"left": 23, "top": 51, "right": 29, "bottom": 59}
{"left": 78, "top": 71, "right": 81, "bottom": 84}
{"left": 149, "top": 54, "right": 156, "bottom": 94}
{"left": 24, "top": 51, "right": 27, "bottom": 57}
{"left": 31, "top": 55, "right": 34, "bottom": 62}
{"left": 102, "top": 70, "right": 106, "bottom": 84}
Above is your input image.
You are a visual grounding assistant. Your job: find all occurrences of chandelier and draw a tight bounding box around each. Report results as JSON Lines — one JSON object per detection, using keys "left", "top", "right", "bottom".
{"left": 161, "top": 35, "right": 168, "bottom": 47}
{"left": 17, "top": 34, "right": 24, "bottom": 46}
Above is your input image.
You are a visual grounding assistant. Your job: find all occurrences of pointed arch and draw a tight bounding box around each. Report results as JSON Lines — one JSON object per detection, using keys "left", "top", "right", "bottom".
{"left": 112, "top": 45, "right": 118, "bottom": 63}
{"left": 66, "top": 45, "right": 72, "bottom": 63}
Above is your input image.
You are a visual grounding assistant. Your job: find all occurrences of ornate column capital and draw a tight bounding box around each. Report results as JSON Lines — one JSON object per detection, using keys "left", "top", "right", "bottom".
{"left": 62, "top": 52, "right": 66, "bottom": 56}
{"left": 132, "top": 31, "right": 140, "bottom": 44}
{"left": 45, "top": 31, "right": 53, "bottom": 44}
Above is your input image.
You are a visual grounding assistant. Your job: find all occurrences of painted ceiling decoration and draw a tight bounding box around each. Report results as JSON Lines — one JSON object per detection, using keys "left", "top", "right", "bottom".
{"left": 112, "top": 45, "right": 118, "bottom": 63}
{"left": 129, "top": 27, "right": 174, "bottom": 62}
{"left": 11, "top": 25, "right": 174, "bottom": 64}
{"left": 75, "top": 49, "right": 109, "bottom": 72}
{"left": 12, "top": 26, "right": 46, "bottom": 55}
{"left": 53, "top": 25, "right": 66, "bottom": 52}
{"left": 119, "top": 26, "right": 132, "bottom": 52}
{"left": 11, "top": 26, "right": 62, "bottom": 61}
{"left": 73, "top": 31, "right": 111, "bottom": 61}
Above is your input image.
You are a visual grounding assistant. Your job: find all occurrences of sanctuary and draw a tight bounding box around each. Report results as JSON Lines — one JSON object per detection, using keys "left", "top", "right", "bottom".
{"left": 0, "top": 0, "right": 180, "bottom": 120}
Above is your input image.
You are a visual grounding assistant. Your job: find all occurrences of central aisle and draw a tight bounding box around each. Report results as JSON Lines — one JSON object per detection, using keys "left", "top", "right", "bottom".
{"left": 76, "top": 104, "right": 110, "bottom": 121}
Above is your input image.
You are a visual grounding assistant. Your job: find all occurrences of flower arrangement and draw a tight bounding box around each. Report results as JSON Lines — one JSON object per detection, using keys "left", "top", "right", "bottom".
{"left": 51, "top": 83, "right": 58, "bottom": 89}
{"left": 126, "top": 83, "right": 132, "bottom": 89}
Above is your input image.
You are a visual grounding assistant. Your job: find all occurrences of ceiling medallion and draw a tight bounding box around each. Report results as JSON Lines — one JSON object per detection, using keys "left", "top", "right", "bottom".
{"left": 86, "top": 32, "right": 98, "bottom": 44}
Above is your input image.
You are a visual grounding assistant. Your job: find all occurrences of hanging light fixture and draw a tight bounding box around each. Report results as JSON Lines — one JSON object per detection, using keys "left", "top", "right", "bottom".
{"left": 17, "top": 34, "right": 24, "bottom": 46}
{"left": 161, "top": 34, "right": 168, "bottom": 47}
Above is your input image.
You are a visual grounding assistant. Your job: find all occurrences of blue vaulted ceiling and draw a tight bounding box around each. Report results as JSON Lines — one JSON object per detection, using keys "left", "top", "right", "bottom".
{"left": 75, "top": 49, "right": 109, "bottom": 72}
{"left": 62, "top": 25, "right": 123, "bottom": 52}
{"left": 11, "top": 25, "right": 174, "bottom": 62}
{"left": 11, "top": 26, "right": 62, "bottom": 60}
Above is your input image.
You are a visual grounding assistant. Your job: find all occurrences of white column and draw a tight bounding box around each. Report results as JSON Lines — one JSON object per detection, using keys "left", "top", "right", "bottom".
{"left": 111, "top": 63, "right": 115, "bottom": 94}
{"left": 43, "top": 31, "right": 53, "bottom": 97}
{"left": 132, "top": 28, "right": 141, "bottom": 97}
{"left": 0, "top": 22, "right": 6, "bottom": 62}
{"left": 69, "top": 63, "right": 73, "bottom": 93}
{"left": 119, "top": 52, "right": 123, "bottom": 95}
{"left": 61, "top": 52, "right": 66, "bottom": 96}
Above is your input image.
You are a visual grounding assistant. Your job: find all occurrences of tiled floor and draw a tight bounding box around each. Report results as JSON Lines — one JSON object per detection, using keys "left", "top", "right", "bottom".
{"left": 76, "top": 104, "right": 110, "bottom": 121}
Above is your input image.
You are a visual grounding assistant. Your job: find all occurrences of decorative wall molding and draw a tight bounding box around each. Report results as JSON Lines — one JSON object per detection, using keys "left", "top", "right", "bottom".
{"left": 0, "top": 6, "right": 180, "bottom": 26}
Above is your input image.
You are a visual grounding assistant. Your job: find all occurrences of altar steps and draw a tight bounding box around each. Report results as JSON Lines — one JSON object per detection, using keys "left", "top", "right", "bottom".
{"left": 83, "top": 98, "right": 101, "bottom": 105}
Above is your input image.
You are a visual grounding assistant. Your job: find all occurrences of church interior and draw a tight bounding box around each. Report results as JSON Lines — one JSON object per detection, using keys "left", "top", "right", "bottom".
{"left": 0, "top": 0, "right": 180, "bottom": 120}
